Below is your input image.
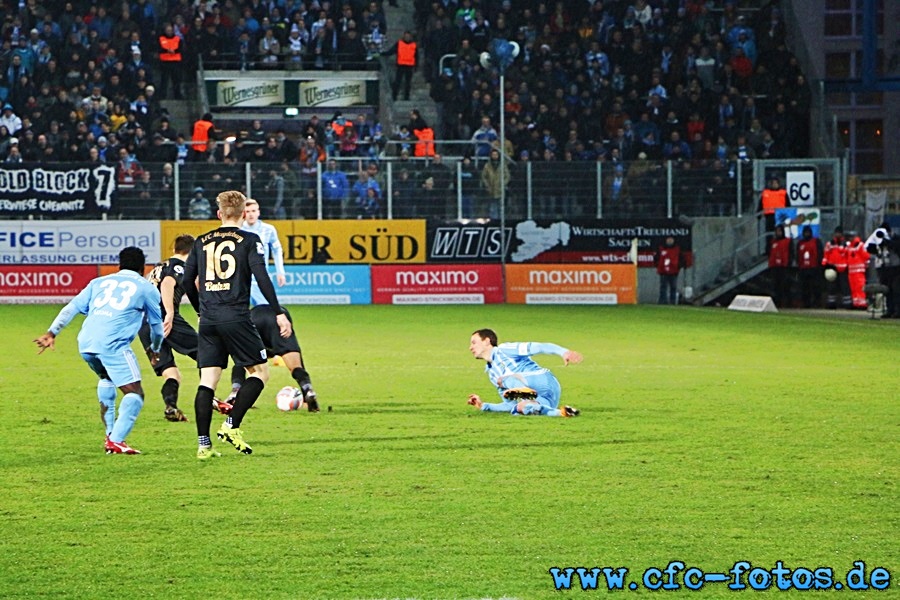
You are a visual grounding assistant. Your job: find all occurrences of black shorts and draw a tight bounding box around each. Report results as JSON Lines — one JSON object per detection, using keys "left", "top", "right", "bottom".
{"left": 197, "top": 319, "right": 268, "bottom": 369}
{"left": 251, "top": 305, "right": 302, "bottom": 357}
{"left": 138, "top": 314, "right": 199, "bottom": 376}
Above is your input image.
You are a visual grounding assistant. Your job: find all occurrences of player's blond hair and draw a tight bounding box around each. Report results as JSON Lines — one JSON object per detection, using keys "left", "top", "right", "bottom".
{"left": 244, "top": 198, "right": 259, "bottom": 209}
{"left": 216, "top": 190, "right": 246, "bottom": 219}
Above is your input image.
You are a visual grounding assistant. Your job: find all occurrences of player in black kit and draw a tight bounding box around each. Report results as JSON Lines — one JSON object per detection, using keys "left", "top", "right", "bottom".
{"left": 182, "top": 190, "right": 292, "bottom": 459}
{"left": 138, "top": 234, "right": 197, "bottom": 422}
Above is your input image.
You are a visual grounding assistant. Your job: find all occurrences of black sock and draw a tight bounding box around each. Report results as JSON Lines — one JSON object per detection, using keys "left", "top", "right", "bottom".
{"left": 194, "top": 385, "right": 215, "bottom": 438}
{"left": 162, "top": 378, "right": 180, "bottom": 408}
{"left": 231, "top": 364, "right": 246, "bottom": 388}
{"left": 230, "top": 377, "right": 264, "bottom": 428}
{"left": 291, "top": 367, "right": 311, "bottom": 389}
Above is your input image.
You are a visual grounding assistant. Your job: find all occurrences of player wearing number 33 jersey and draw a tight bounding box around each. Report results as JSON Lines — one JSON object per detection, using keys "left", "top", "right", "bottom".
{"left": 34, "top": 247, "right": 164, "bottom": 455}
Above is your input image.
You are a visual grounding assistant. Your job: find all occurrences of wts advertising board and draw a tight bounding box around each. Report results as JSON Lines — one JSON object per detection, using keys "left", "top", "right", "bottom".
{"left": 0, "top": 221, "right": 161, "bottom": 264}
{"left": 371, "top": 264, "right": 503, "bottom": 304}
{"left": 505, "top": 264, "right": 637, "bottom": 304}
{"left": 427, "top": 219, "right": 691, "bottom": 267}
{"left": 0, "top": 265, "right": 97, "bottom": 303}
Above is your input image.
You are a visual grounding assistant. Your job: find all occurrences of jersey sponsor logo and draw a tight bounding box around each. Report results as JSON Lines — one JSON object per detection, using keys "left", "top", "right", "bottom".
{"left": 256, "top": 241, "right": 265, "bottom": 255}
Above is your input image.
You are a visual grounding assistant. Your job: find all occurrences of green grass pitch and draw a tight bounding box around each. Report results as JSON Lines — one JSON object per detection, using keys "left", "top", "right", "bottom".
{"left": 1, "top": 304, "right": 897, "bottom": 599}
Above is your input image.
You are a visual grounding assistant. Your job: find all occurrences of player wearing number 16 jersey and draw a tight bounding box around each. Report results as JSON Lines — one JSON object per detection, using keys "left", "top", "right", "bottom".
{"left": 182, "top": 190, "right": 292, "bottom": 459}
{"left": 34, "top": 247, "right": 164, "bottom": 455}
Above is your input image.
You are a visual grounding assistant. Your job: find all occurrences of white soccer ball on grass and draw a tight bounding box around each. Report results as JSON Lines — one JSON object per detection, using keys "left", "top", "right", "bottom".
{"left": 275, "top": 386, "right": 302, "bottom": 411}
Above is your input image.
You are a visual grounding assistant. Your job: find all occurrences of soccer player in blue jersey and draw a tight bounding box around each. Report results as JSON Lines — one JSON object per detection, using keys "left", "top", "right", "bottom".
{"left": 467, "top": 328, "right": 583, "bottom": 417}
{"left": 241, "top": 198, "right": 285, "bottom": 287}
{"left": 34, "top": 247, "right": 164, "bottom": 454}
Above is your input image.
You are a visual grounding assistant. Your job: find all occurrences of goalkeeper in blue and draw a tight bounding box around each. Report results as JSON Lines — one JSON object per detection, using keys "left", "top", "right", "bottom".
{"left": 467, "top": 328, "right": 582, "bottom": 417}
{"left": 34, "top": 247, "right": 164, "bottom": 454}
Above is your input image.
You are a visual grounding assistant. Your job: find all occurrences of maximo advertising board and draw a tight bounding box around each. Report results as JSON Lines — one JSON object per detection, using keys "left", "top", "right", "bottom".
{"left": 0, "top": 265, "right": 97, "bottom": 303}
{"left": 505, "top": 264, "right": 637, "bottom": 304}
{"left": 371, "top": 264, "right": 503, "bottom": 304}
{"left": 261, "top": 265, "right": 371, "bottom": 304}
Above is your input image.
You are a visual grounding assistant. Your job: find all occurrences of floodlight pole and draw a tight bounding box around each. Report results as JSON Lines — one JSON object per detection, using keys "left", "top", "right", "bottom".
{"left": 499, "top": 71, "right": 506, "bottom": 294}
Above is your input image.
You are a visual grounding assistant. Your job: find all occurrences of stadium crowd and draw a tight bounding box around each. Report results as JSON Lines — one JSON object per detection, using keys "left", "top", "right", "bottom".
{"left": 414, "top": 0, "right": 809, "bottom": 161}
{"left": 0, "top": 0, "right": 810, "bottom": 221}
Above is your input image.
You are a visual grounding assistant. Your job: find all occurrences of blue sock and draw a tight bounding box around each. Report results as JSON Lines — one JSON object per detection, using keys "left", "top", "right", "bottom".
{"left": 97, "top": 380, "right": 117, "bottom": 435}
{"left": 110, "top": 393, "right": 144, "bottom": 443}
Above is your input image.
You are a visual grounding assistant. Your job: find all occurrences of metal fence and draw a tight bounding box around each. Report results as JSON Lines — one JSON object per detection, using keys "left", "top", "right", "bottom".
{"left": 89, "top": 156, "right": 845, "bottom": 224}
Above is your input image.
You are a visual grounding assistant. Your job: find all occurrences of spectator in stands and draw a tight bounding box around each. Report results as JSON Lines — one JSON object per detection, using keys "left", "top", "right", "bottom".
{"left": 480, "top": 147, "right": 508, "bottom": 219}
{"left": 298, "top": 134, "right": 326, "bottom": 164}
{"left": 308, "top": 20, "right": 337, "bottom": 70}
{"left": 0, "top": 103, "right": 22, "bottom": 135}
{"left": 158, "top": 162, "right": 175, "bottom": 218}
{"left": 187, "top": 185, "right": 211, "bottom": 219}
{"left": 321, "top": 158, "right": 349, "bottom": 219}
{"left": 338, "top": 21, "right": 367, "bottom": 70}
{"left": 471, "top": 115, "right": 497, "bottom": 158}
{"left": 258, "top": 26, "right": 282, "bottom": 68}
{"left": 603, "top": 163, "right": 630, "bottom": 216}
{"left": 352, "top": 169, "right": 381, "bottom": 219}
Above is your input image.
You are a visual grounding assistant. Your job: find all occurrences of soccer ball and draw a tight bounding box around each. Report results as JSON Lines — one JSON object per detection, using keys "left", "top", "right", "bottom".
{"left": 275, "top": 386, "right": 302, "bottom": 411}
{"left": 824, "top": 268, "right": 837, "bottom": 282}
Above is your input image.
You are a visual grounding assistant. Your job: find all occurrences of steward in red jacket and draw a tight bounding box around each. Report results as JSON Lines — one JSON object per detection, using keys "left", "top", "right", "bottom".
{"left": 796, "top": 225, "right": 824, "bottom": 307}
{"left": 767, "top": 224, "right": 793, "bottom": 307}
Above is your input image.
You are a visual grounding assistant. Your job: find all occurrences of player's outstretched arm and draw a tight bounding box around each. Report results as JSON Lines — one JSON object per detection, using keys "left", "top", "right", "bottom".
{"left": 562, "top": 350, "right": 583, "bottom": 366}
{"left": 34, "top": 332, "right": 56, "bottom": 354}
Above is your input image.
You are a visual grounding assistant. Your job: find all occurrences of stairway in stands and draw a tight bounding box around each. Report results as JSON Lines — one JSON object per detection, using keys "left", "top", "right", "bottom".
{"left": 382, "top": 2, "right": 438, "bottom": 136}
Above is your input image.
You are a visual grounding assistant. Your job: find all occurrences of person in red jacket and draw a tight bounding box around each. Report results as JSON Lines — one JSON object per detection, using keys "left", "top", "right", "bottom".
{"left": 768, "top": 224, "right": 793, "bottom": 307}
{"left": 846, "top": 236, "right": 870, "bottom": 309}
{"left": 822, "top": 227, "right": 850, "bottom": 309}
{"left": 655, "top": 236, "right": 683, "bottom": 305}
{"left": 796, "top": 225, "right": 824, "bottom": 308}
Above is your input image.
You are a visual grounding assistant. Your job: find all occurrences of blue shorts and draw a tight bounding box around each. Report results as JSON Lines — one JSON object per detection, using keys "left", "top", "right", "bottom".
{"left": 81, "top": 349, "right": 142, "bottom": 387}
{"left": 514, "top": 372, "right": 562, "bottom": 409}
